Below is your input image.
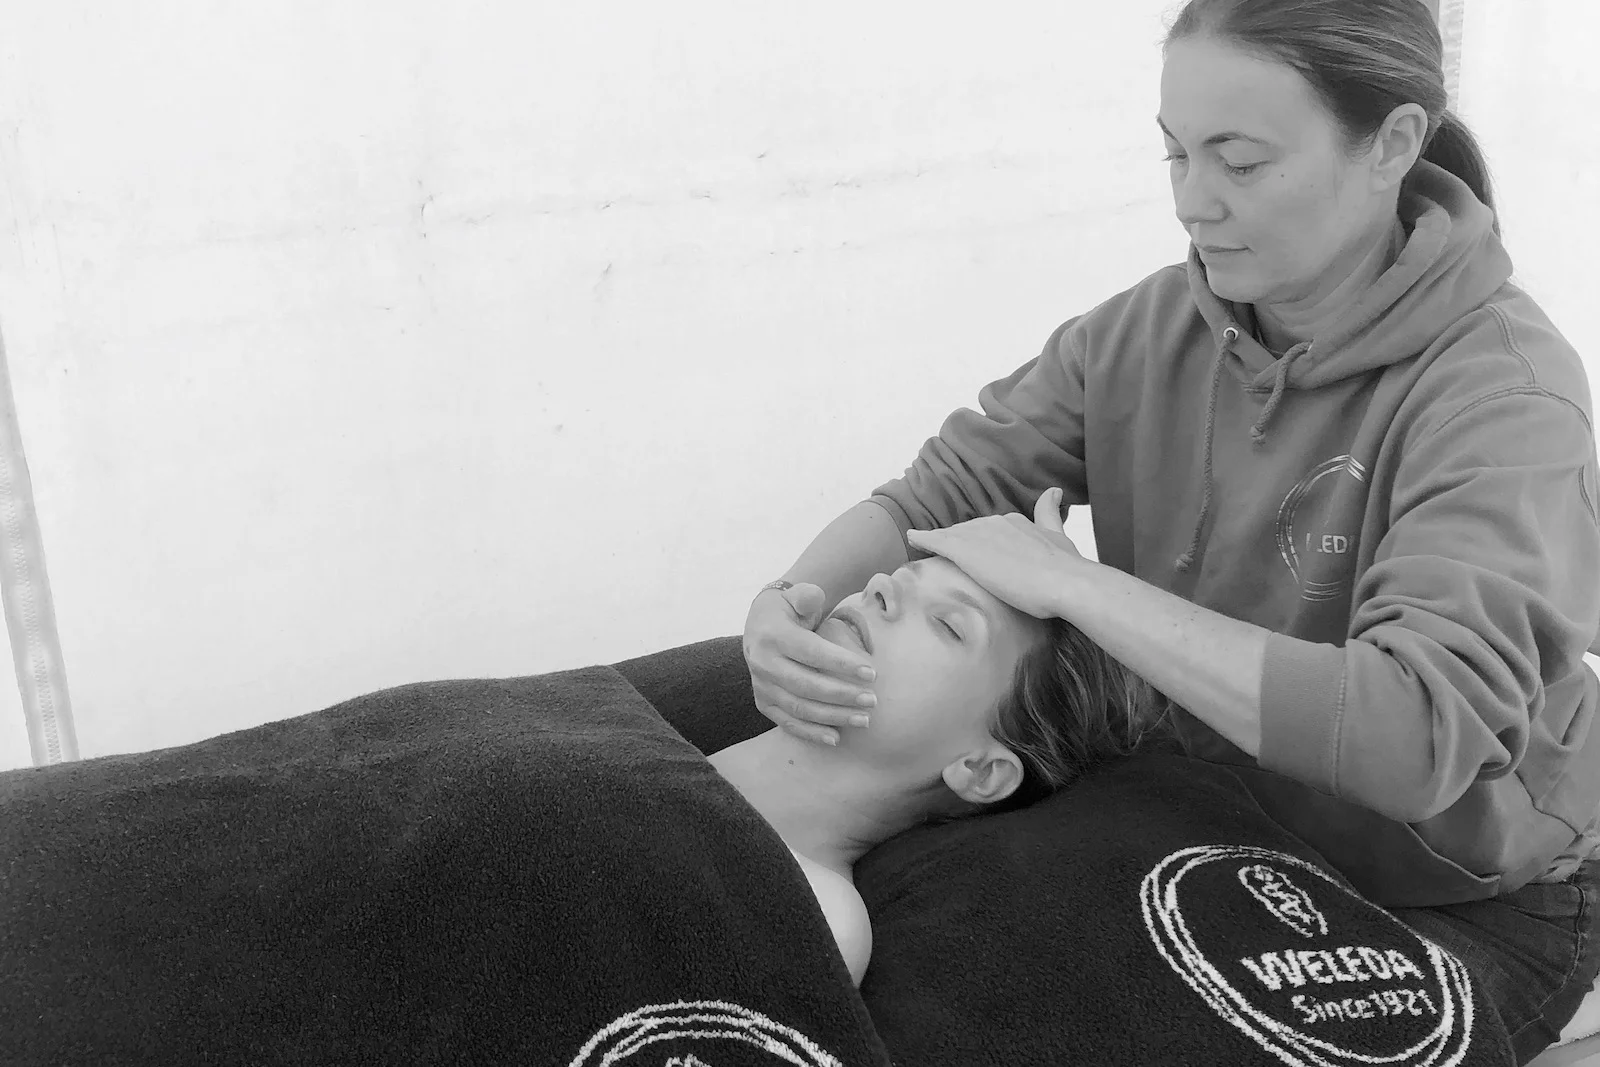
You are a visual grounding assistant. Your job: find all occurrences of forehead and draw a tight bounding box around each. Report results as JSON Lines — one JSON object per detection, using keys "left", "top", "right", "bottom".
{"left": 1159, "top": 37, "right": 1328, "bottom": 145}
{"left": 909, "top": 556, "right": 988, "bottom": 599}
{"left": 911, "top": 558, "right": 1031, "bottom": 631}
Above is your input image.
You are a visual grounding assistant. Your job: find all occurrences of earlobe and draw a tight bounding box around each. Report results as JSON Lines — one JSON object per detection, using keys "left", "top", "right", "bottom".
{"left": 941, "top": 746, "right": 1024, "bottom": 806}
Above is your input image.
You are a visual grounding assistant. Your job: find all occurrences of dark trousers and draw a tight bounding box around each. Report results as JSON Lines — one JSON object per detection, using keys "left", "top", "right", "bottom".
{"left": 612, "top": 635, "right": 1600, "bottom": 1066}
{"left": 1392, "top": 862, "right": 1600, "bottom": 1065}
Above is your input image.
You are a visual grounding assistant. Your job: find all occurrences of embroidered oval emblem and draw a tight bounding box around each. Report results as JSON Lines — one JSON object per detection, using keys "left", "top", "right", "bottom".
{"left": 568, "top": 1001, "right": 844, "bottom": 1067}
{"left": 1142, "top": 845, "right": 1477, "bottom": 1067}
{"left": 1276, "top": 454, "right": 1368, "bottom": 604}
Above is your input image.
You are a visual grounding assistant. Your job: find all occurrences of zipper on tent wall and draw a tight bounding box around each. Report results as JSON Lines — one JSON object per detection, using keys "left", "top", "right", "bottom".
{"left": 0, "top": 317, "right": 78, "bottom": 766}
{"left": 1439, "top": 0, "right": 1467, "bottom": 110}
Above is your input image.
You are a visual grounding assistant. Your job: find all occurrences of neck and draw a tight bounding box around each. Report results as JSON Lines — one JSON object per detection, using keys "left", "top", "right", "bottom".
{"left": 1255, "top": 212, "right": 1406, "bottom": 354}
{"left": 707, "top": 729, "right": 945, "bottom": 878}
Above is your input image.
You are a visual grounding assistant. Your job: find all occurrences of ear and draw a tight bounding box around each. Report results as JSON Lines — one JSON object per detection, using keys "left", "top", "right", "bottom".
{"left": 1369, "top": 102, "right": 1429, "bottom": 192}
{"left": 940, "top": 743, "right": 1025, "bottom": 807}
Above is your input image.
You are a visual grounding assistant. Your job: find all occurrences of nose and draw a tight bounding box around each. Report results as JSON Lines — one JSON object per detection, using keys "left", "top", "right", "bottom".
{"left": 863, "top": 570, "right": 904, "bottom": 620}
{"left": 1173, "top": 164, "right": 1226, "bottom": 232}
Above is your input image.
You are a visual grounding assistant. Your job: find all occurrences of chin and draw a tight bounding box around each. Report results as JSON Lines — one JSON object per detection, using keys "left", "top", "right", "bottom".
{"left": 1205, "top": 270, "right": 1268, "bottom": 304}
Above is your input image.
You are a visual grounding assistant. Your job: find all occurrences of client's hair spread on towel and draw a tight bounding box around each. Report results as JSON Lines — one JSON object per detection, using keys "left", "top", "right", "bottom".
{"left": 979, "top": 618, "right": 1171, "bottom": 816}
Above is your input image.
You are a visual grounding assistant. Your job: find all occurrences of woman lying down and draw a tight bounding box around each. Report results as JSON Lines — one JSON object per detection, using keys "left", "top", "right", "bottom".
{"left": 0, "top": 555, "right": 1169, "bottom": 1064}
{"left": 707, "top": 553, "right": 1170, "bottom": 984}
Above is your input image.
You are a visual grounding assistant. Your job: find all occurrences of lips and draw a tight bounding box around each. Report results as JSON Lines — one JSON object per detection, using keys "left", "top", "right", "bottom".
{"left": 829, "top": 605, "right": 874, "bottom": 654}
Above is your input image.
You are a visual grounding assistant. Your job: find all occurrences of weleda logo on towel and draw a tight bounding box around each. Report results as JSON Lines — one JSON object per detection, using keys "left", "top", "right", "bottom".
{"left": 1239, "top": 864, "right": 1327, "bottom": 938}
{"left": 1276, "top": 454, "right": 1367, "bottom": 604}
{"left": 569, "top": 1001, "right": 842, "bottom": 1066}
{"left": 1142, "top": 845, "right": 1476, "bottom": 1067}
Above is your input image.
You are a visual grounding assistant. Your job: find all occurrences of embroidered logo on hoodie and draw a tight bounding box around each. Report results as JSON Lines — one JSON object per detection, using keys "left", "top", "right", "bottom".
{"left": 1276, "top": 455, "right": 1368, "bottom": 603}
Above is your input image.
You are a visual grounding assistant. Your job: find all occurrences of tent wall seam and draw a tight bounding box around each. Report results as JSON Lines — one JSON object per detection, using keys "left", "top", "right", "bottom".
{"left": 0, "top": 318, "right": 78, "bottom": 767}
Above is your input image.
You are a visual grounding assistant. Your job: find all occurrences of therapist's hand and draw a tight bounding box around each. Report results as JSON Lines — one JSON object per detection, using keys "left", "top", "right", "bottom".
{"left": 743, "top": 582, "right": 876, "bottom": 747}
{"left": 906, "top": 487, "right": 1086, "bottom": 619}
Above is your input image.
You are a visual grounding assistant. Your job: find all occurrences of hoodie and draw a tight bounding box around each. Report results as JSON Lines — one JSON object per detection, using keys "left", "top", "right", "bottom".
{"left": 869, "top": 160, "right": 1600, "bottom": 908}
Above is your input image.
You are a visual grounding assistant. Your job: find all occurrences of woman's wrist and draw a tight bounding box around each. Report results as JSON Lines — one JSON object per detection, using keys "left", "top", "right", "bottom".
{"left": 1046, "top": 554, "right": 1107, "bottom": 623}
{"left": 748, "top": 585, "right": 790, "bottom": 617}
{"left": 752, "top": 579, "right": 793, "bottom": 606}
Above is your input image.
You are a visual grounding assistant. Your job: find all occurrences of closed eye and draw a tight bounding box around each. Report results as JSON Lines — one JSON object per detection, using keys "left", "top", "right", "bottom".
{"left": 1163, "top": 152, "right": 1261, "bottom": 178}
{"left": 936, "top": 617, "right": 962, "bottom": 642}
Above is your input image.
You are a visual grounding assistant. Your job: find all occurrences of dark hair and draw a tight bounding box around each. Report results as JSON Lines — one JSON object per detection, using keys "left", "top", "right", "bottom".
{"left": 982, "top": 617, "right": 1173, "bottom": 815}
{"left": 1165, "top": 0, "right": 1498, "bottom": 235}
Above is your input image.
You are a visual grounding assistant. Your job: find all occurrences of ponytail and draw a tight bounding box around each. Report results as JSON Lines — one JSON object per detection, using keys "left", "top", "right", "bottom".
{"left": 1420, "top": 110, "right": 1500, "bottom": 235}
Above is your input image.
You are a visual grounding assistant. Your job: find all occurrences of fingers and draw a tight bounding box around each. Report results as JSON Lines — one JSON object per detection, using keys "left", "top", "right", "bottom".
{"left": 743, "top": 604, "right": 875, "bottom": 747}
{"left": 746, "top": 584, "right": 871, "bottom": 682}
{"left": 777, "top": 714, "right": 841, "bottom": 747}
{"left": 1033, "top": 486, "right": 1064, "bottom": 530}
{"left": 753, "top": 659, "right": 874, "bottom": 724}
{"left": 750, "top": 630, "right": 876, "bottom": 745}
{"left": 905, "top": 527, "right": 942, "bottom": 553}
{"left": 783, "top": 624, "right": 875, "bottom": 683}
{"left": 783, "top": 582, "right": 828, "bottom": 629}
{"left": 754, "top": 681, "right": 868, "bottom": 746}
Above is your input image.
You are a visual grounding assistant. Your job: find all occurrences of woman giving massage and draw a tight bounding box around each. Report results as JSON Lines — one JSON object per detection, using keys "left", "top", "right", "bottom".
{"left": 709, "top": 529, "right": 1168, "bottom": 986}
{"left": 730, "top": 1, "right": 1600, "bottom": 1061}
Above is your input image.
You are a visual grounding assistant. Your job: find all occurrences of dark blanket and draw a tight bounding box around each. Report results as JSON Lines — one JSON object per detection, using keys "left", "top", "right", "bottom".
{"left": 0, "top": 665, "right": 890, "bottom": 1067}
{"left": 621, "top": 637, "right": 1516, "bottom": 1067}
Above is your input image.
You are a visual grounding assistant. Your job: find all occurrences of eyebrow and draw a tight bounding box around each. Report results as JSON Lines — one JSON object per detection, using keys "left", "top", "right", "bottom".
{"left": 1156, "top": 115, "right": 1271, "bottom": 147}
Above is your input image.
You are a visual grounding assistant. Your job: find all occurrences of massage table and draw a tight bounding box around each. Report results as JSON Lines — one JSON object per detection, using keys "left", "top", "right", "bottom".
{"left": 3, "top": 635, "right": 1591, "bottom": 1065}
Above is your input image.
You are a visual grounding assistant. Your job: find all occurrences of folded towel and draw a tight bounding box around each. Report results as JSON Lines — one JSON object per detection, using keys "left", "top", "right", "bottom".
{"left": 0, "top": 665, "right": 889, "bottom": 1067}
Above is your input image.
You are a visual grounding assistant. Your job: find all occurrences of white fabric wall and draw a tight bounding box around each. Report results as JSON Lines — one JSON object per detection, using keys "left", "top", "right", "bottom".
{"left": 0, "top": 0, "right": 1592, "bottom": 770}
{"left": 1454, "top": 0, "right": 1598, "bottom": 372}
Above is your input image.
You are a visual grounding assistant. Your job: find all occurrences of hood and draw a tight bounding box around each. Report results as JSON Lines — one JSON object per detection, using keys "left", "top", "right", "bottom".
{"left": 1170, "top": 160, "right": 1515, "bottom": 574}
{"left": 1185, "top": 159, "right": 1515, "bottom": 391}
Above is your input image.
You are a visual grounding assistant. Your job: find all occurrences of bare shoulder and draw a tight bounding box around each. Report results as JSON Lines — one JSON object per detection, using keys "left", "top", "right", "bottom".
{"left": 788, "top": 848, "right": 872, "bottom": 987}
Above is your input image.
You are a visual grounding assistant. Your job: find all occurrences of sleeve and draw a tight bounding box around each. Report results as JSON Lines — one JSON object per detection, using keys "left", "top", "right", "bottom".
{"left": 869, "top": 316, "right": 1091, "bottom": 544}
{"left": 1257, "top": 388, "right": 1600, "bottom": 823}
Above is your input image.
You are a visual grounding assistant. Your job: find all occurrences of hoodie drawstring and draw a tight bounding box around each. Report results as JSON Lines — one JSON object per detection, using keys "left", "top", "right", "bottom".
{"left": 1250, "top": 346, "right": 1299, "bottom": 443}
{"left": 1174, "top": 326, "right": 1235, "bottom": 573}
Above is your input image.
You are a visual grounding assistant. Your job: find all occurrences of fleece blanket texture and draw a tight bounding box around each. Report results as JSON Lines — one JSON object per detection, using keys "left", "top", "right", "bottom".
{"left": 621, "top": 637, "right": 1516, "bottom": 1067}
{"left": 0, "top": 664, "right": 890, "bottom": 1067}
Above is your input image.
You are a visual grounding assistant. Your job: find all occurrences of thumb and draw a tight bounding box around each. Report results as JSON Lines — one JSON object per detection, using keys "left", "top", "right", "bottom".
{"left": 1033, "top": 487, "right": 1065, "bottom": 532}
{"left": 784, "top": 582, "right": 829, "bottom": 630}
